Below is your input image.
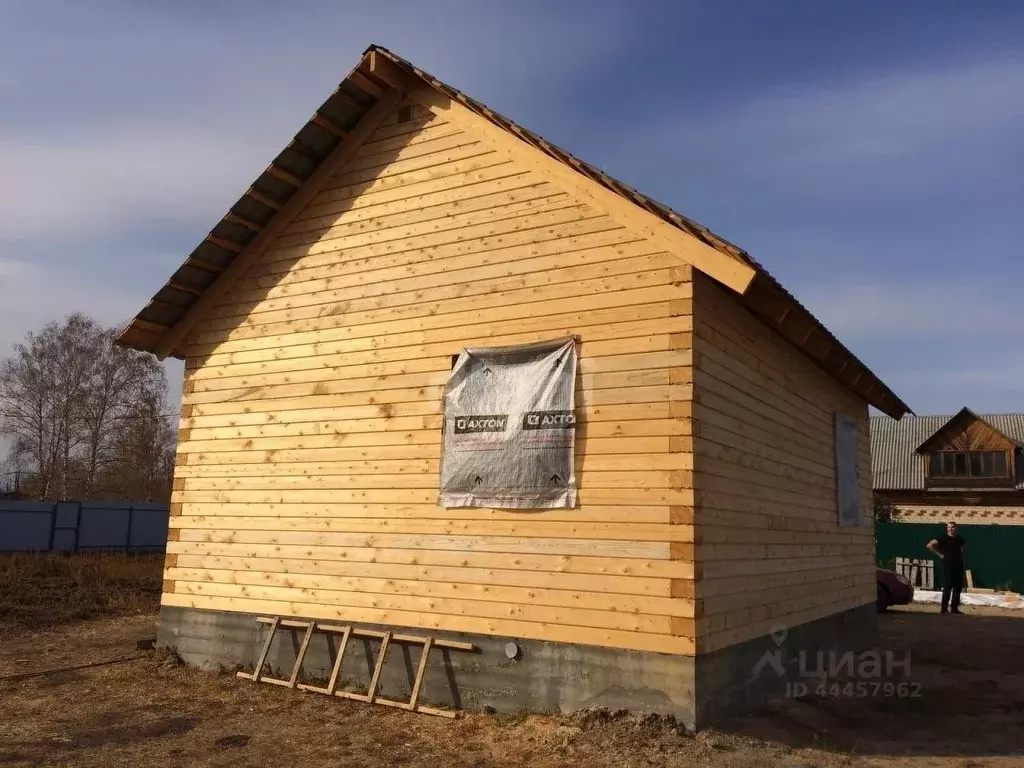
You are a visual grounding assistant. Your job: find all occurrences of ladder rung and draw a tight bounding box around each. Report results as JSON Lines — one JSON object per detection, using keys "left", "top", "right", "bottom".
{"left": 242, "top": 616, "right": 473, "bottom": 718}
{"left": 251, "top": 617, "right": 474, "bottom": 651}
{"left": 375, "top": 697, "right": 457, "bottom": 719}
{"left": 259, "top": 677, "right": 293, "bottom": 688}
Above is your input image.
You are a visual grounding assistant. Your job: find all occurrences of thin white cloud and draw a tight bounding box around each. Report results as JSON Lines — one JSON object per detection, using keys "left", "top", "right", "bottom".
{"left": 0, "top": 4, "right": 638, "bottom": 244}
{"left": 799, "top": 279, "right": 1024, "bottom": 414}
{"left": 604, "top": 53, "right": 1024, "bottom": 196}
{"left": 695, "top": 56, "right": 1024, "bottom": 168}
{"left": 800, "top": 282, "right": 1022, "bottom": 341}
{"left": 0, "top": 125, "right": 282, "bottom": 240}
{"left": 0, "top": 257, "right": 140, "bottom": 353}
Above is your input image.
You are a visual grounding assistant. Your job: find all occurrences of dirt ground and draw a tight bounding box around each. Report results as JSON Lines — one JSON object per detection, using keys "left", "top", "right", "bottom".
{"left": 0, "top": 604, "right": 1021, "bottom": 767}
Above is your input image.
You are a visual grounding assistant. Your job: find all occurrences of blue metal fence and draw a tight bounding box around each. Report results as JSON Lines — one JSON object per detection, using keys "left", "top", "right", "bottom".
{"left": 0, "top": 501, "right": 169, "bottom": 553}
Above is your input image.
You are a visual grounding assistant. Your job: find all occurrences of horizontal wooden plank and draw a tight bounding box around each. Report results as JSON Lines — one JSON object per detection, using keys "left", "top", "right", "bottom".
{"left": 198, "top": 223, "right": 645, "bottom": 333}
{"left": 171, "top": 554, "right": 674, "bottom": 596}
{"left": 324, "top": 139, "right": 495, "bottom": 189}
{"left": 169, "top": 515, "right": 694, "bottom": 543}
{"left": 194, "top": 281, "right": 684, "bottom": 358}
{"left": 185, "top": 333, "right": 683, "bottom": 385}
{"left": 179, "top": 397, "right": 680, "bottom": 431}
{"left": 253, "top": 203, "right": 605, "bottom": 280}
{"left": 181, "top": 367, "right": 672, "bottom": 407}
{"left": 172, "top": 528, "right": 671, "bottom": 559}
{"left": 176, "top": 448, "right": 688, "bottom": 473}
{"left": 165, "top": 567, "right": 693, "bottom": 617}
{"left": 162, "top": 592, "right": 696, "bottom": 654}
{"left": 277, "top": 181, "right": 563, "bottom": 251}
{"left": 695, "top": 342, "right": 864, "bottom": 455}
{"left": 166, "top": 540, "right": 695, "bottom": 579}
{"left": 698, "top": 594, "right": 873, "bottom": 654}
{"left": 697, "top": 473, "right": 843, "bottom": 523}
{"left": 695, "top": 563, "right": 873, "bottom": 599}
{"left": 697, "top": 587, "right": 873, "bottom": 651}
{"left": 345, "top": 111, "right": 449, "bottom": 146}
{"left": 191, "top": 320, "right": 691, "bottom": 380}
{"left": 182, "top": 383, "right": 690, "bottom": 420}
{"left": 694, "top": 417, "right": 839, "bottom": 485}
{"left": 193, "top": 274, "right": 688, "bottom": 364}
{"left": 175, "top": 446, "right": 690, "bottom": 474}
{"left": 699, "top": 554, "right": 873, "bottom": 581}
{"left": 173, "top": 578, "right": 672, "bottom": 633}
{"left": 696, "top": 274, "right": 866, "bottom": 413}
{"left": 329, "top": 128, "right": 482, "bottom": 179}
{"left": 171, "top": 487, "right": 696, "bottom": 506}
{"left": 250, "top": 213, "right": 638, "bottom": 294}
{"left": 175, "top": 470, "right": 677, "bottom": 491}
{"left": 175, "top": 502, "right": 672, "bottom": 524}
{"left": 695, "top": 525, "right": 865, "bottom": 546}
{"left": 308, "top": 153, "right": 516, "bottom": 215}
{"left": 697, "top": 571, "right": 872, "bottom": 614}
{"left": 188, "top": 349, "right": 691, "bottom": 395}
{"left": 237, "top": 217, "right": 638, "bottom": 307}
{"left": 342, "top": 117, "right": 460, "bottom": 156}
{"left": 699, "top": 453, "right": 837, "bottom": 504}
{"left": 694, "top": 541, "right": 871, "bottom": 561}
{"left": 694, "top": 507, "right": 868, "bottom": 535}
{"left": 294, "top": 167, "right": 535, "bottom": 233}
{"left": 261, "top": 198, "right": 589, "bottom": 266}
{"left": 696, "top": 481, "right": 840, "bottom": 520}
{"left": 689, "top": 278, "right": 874, "bottom": 651}
{"left": 206, "top": 259, "right": 677, "bottom": 338}
{"left": 304, "top": 163, "right": 530, "bottom": 231}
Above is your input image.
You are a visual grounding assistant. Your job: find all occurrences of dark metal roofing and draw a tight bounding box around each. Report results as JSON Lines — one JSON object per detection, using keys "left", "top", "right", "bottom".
{"left": 871, "top": 412, "right": 1024, "bottom": 490}
{"left": 116, "top": 44, "right": 910, "bottom": 418}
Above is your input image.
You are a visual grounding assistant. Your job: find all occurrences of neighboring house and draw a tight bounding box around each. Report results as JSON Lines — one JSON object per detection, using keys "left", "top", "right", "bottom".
{"left": 116, "top": 45, "right": 910, "bottom": 728}
{"left": 871, "top": 407, "right": 1024, "bottom": 525}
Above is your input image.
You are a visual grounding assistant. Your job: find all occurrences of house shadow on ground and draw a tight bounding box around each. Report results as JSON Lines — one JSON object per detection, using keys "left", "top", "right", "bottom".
{"left": 719, "top": 607, "right": 1024, "bottom": 759}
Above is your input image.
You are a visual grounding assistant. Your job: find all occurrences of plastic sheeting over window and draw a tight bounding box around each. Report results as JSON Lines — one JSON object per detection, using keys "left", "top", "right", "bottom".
{"left": 439, "top": 337, "right": 578, "bottom": 509}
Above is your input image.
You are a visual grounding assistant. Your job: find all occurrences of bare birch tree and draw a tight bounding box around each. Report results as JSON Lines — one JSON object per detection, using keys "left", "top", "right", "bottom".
{"left": 0, "top": 313, "right": 174, "bottom": 501}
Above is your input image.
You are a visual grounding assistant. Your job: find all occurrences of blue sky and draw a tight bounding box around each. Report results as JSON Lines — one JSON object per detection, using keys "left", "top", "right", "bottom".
{"left": 2, "top": 0, "right": 1022, "bottom": 421}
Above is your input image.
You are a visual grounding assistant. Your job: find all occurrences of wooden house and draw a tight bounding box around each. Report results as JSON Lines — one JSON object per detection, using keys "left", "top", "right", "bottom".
{"left": 118, "top": 45, "right": 910, "bottom": 727}
{"left": 872, "top": 408, "right": 1024, "bottom": 525}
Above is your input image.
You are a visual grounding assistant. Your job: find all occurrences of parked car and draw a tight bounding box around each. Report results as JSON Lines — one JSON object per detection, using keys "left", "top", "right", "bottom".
{"left": 877, "top": 568, "right": 914, "bottom": 612}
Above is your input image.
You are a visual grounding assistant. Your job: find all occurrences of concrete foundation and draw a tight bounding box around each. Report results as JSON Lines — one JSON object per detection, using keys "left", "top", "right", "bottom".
{"left": 159, "top": 606, "right": 698, "bottom": 726}
{"left": 158, "top": 603, "right": 875, "bottom": 730}
{"left": 692, "top": 603, "right": 877, "bottom": 728}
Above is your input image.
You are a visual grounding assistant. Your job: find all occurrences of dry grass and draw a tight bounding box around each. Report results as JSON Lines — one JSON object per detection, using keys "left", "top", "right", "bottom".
{"left": 1, "top": 560, "right": 1022, "bottom": 766}
{"left": 1, "top": 606, "right": 1023, "bottom": 766}
{"left": 0, "top": 552, "right": 162, "bottom": 628}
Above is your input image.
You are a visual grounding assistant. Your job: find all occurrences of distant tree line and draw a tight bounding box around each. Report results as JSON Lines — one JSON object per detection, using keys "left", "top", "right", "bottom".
{"left": 0, "top": 314, "right": 175, "bottom": 502}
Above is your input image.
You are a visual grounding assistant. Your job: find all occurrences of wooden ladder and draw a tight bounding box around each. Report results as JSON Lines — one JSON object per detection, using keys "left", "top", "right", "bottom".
{"left": 236, "top": 616, "right": 474, "bottom": 718}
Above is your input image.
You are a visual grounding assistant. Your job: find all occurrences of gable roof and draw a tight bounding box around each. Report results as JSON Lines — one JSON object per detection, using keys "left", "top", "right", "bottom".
{"left": 871, "top": 411, "right": 1024, "bottom": 490}
{"left": 116, "top": 44, "right": 910, "bottom": 419}
{"left": 913, "top": 407, "right": 1024, "bottom": 454}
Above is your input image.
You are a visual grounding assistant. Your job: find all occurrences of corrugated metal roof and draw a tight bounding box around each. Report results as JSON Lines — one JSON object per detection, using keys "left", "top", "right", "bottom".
{"left": 115, "top": 44, "right": 910, "bottom": 418}
{"left": 870, "top": 412, "right": 1024, "bottom": 490}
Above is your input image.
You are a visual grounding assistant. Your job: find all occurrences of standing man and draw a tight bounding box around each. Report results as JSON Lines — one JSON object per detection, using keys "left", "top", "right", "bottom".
{"left": 927, "top": 522, "right": 966, "bottom": 614}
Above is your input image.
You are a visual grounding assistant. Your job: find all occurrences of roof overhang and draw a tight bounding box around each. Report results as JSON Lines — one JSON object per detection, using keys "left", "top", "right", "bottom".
{"left": 116, "top": 45, "right": 912, "bottom": 420}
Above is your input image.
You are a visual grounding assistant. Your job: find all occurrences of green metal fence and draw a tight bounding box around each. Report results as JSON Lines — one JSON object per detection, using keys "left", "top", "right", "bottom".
{"left": 875, "top": 521, "right": 1024, "bottom": 592}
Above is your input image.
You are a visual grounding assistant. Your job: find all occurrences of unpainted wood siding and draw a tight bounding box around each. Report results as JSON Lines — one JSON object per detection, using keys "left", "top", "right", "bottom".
{"left": 163, "top": 101, "right": 697, "bottom": 654}
{"left": 691, "top": 273, "right": 875, "bottom": 654}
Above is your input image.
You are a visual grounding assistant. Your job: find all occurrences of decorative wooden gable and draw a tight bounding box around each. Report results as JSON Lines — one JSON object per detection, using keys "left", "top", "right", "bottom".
{"left": 915, "top": 408, "right": 1020, "bottom": 453}
{"left": 916, "top": 408, "right": 1019, "bottom": 487}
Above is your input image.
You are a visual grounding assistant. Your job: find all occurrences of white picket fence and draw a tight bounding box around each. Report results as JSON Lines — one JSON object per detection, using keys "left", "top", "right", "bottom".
{"left": 895, "top": 556, "right": 935, "bottom": 589}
